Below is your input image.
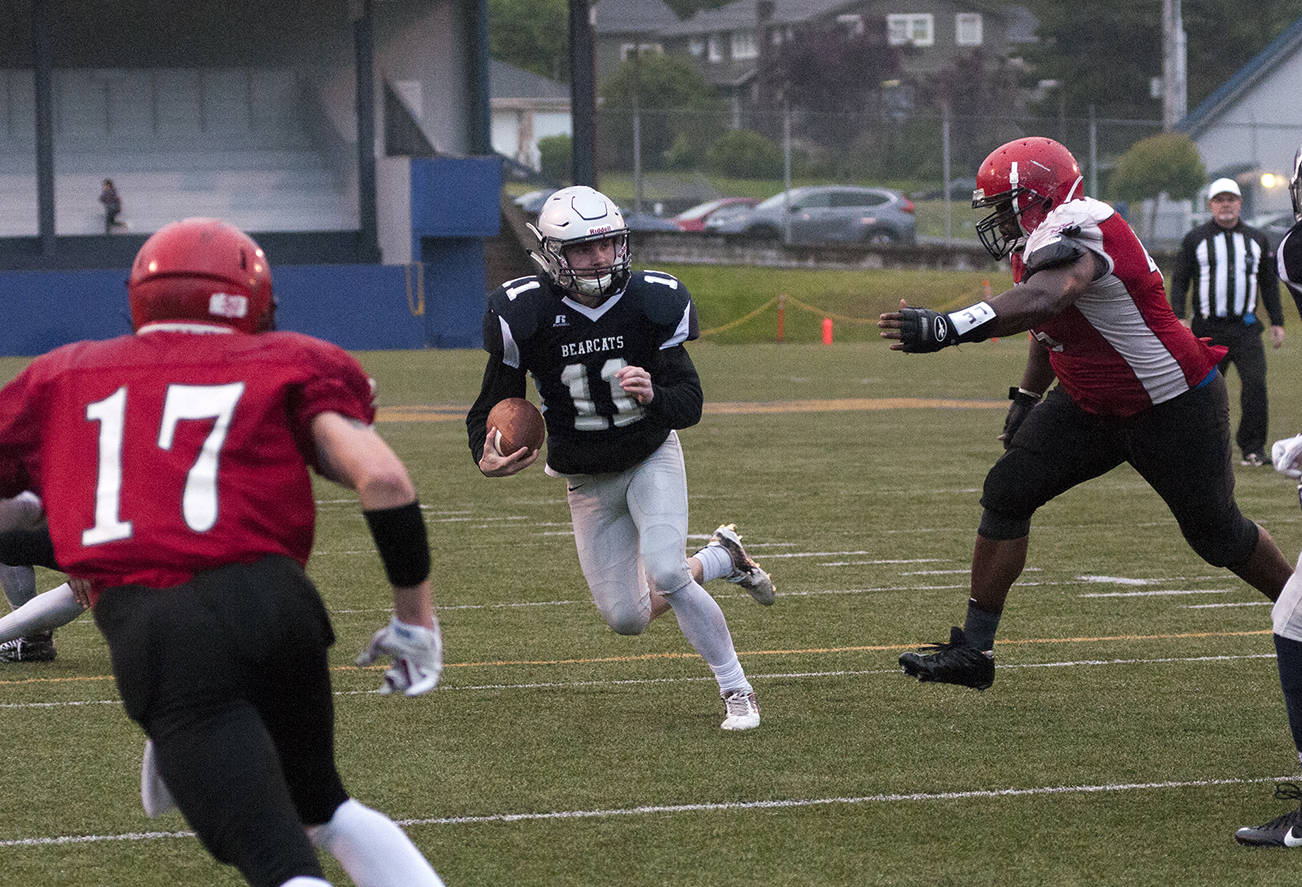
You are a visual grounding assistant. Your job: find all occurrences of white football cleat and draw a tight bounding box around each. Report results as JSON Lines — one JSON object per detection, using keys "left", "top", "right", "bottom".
{"left": 702, "top": 523, "right": 775, "bottom": 606}
{"left": 721, "top": 689, "right": 760, "bottom": 731}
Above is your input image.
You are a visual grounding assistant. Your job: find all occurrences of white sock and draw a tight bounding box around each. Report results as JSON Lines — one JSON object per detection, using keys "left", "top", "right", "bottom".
{"left": 0, "top": 583, "right": 83, "bottom": 644}
{"left": 279, "top": 879, "right": 331, "bottom": 887}
{"left": 692, "top": 543, "right": 733, "bottom": 584}
{"left": 308, "top": 799, "right": 444, "bottom": 887}
{"left": 711, "top": 659, "right": 751, "bottom": 696}
{"left": 664, "top": 581, "right": 750, "bottom": 693}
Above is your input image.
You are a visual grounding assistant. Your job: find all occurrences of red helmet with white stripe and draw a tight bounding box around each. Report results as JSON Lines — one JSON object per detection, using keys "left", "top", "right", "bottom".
{"left": 128, "top": 218, "right": 275, "bottom": 333}
{"left": 972, "top": 137, "right": 1084, "bottom": 259}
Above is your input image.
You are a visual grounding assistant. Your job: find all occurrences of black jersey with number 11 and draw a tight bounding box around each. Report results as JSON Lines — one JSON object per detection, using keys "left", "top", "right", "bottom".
{"left": 481, "top": 270, "right": 702, "bottom": 475}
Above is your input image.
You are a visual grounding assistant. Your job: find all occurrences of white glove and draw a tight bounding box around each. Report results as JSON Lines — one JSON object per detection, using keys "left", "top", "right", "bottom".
{"left": 1273, "top": 434, "right": 1302, "bottom": 478}
{"left": 355, "top": 615, "right": 443, "bottom": 696}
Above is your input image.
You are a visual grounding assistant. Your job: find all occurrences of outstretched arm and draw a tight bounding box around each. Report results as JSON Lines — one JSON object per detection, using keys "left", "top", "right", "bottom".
{"left": 878, "top": 251, "right": 1104, "bottom": 352}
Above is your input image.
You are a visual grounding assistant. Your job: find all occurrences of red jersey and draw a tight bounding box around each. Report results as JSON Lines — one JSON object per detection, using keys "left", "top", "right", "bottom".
{"left": 1014, "top": 197, "right": 1225, "bottom": 417}
{"left": 0, "top": 325, "right": 376, "bottom": 599}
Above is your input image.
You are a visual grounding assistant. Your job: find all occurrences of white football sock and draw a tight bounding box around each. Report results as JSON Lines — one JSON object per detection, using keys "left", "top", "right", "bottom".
{"left": 279, "top": 878, "right": 331, "bottom": 887}
{"left": 0, "top": 582, "right": 83, "bottom": 643}
{"left": 692, "top": 543, "right": 733, "bottom": 584}
{"left": 308, "top": 799, "right": 444, "bottom": 887}
{"left": 664, "top": 581, "right": 750, "bottom": 693}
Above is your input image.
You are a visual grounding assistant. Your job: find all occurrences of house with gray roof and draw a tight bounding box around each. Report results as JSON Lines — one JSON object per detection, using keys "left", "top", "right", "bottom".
{"left": 490, "top": 59, "right": 571, "bottom": 171}
{"left": 1177, "top": 13, "right": 1302, "bottom": 218}
{"left": 594, "top": 0, "right": 1036, "bottom": 118}
{"left": 591, "top": 0, "right": 683, "bottom": 78}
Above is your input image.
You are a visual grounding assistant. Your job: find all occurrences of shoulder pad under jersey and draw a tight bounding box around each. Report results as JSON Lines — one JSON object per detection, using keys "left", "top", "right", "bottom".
{"left": 630, "top": 270, "right": 698, "bottom": 345}
{"left": 1023, "top": 198, "right": 1110, "bottom": 275}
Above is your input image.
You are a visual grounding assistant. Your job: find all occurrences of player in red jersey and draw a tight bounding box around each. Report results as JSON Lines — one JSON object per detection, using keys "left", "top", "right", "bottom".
{"left": 878, "top": 137, "right": 1292, "bottom": 691}
{"left": 0, "top": 219, "right": 444, "bottom": 887}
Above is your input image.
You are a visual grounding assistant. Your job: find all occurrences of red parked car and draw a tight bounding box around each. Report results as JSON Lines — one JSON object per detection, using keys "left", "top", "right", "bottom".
{"left": 671, "top": 197, "right": 760, "bottom": 232}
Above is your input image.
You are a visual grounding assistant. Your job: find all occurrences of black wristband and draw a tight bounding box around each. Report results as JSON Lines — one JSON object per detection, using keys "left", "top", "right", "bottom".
{"left": 363, "top": 501, "right": 430, "bottom": 587}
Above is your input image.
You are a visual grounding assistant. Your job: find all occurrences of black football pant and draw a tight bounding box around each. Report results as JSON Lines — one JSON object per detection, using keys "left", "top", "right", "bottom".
{"left": 984, "top": 373, "right": 1258, "bottom": 569}
{"left": 93, "top": 556, "right": 349, "bottom": 887}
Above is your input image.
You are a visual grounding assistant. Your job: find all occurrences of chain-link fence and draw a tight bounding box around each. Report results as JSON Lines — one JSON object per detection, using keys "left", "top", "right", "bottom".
{"left": 580, "top": 104, "right": 1302, "bottom": 251}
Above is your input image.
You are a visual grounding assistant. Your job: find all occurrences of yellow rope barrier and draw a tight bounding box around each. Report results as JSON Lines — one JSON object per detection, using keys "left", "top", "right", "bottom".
{"left": 698, "top": 296, "right": 780, "bottom": 337}
{"left": 781, "top": 293, "right": 877, "bottom": 325}
{"left": 696, "top": 279, "right": 1003, "bottom": 339}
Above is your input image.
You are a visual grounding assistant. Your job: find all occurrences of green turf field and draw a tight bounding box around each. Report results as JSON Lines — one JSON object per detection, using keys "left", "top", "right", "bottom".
{"left": 5, "top": 338, "right": 1302, "bottom": 886}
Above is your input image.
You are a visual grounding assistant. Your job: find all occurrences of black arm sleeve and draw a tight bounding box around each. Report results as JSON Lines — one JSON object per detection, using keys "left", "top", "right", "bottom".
{"left": 644, "top": 345, "right": 703, "bottom": 430}
{"left": 0, "top": 527, "right": 59, "bottom": 570}
{"left": 466, "top": 357, "right": 529, "bottom": 464}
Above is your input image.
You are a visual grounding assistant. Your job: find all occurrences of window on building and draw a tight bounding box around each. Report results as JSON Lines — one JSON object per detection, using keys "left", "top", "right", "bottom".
{"left": 956, "top": 13, "right": 982, "bottom": 46}
{"left": 836, "top": 14, "right": 864, "bottom": 36}
{"left": 886, "top": 13, "right": 934, "bottom": 47}
{"left": 731, "top": 29, "right": 757, "bottom": 60}
{"left": 708, "top": 34, "right": 723, "bottom": 62}
{"left": 689, "top": 37, "right": 705, "bottom": 57}
{"left": 620, "top": 42, "right": 664, "bottom": 61}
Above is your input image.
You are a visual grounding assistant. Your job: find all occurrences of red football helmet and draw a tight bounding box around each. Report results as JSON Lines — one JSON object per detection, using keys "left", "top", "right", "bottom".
{"left": 972, "top": 137, "right": 1084, "bottom": 259}
{"left": 128, "top": 218, "right": 275, "bottom": 333}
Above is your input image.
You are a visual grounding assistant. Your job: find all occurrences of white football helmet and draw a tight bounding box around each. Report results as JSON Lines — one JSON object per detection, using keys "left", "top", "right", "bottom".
{"left": 1290, "top": 143, "right": 1302, "bottom": 221}
{"left": 528, "top": 186, "right": 631, "bottom": 301}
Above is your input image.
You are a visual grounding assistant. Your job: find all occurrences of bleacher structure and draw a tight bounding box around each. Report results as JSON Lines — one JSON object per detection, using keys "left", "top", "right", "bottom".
{"left": 0, "top": 67, "right": 355, "bottom": 237}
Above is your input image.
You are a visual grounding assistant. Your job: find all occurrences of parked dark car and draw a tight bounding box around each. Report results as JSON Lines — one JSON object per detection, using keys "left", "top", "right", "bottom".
{"left": 1249, "top": 211, "right": 1294, "bottom": 252}
{"left": 672, "top": 197, "right": 760, "bottom": 232}
{"left": 622, "top": 211, "right": 679, "bottom": 232}
{"left": 513, "top": 188, "right": 558, "bottom": 215}
{"left": 707, "top": 185, "right": 915, "bottom": 244}
{"left": 910, "top": 177, "right": 978, "bottom": 202}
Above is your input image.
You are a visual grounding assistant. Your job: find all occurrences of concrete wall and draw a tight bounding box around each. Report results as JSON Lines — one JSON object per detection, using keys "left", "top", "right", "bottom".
{"left": 0, "top": 154, "right": 500, "bottom": 355}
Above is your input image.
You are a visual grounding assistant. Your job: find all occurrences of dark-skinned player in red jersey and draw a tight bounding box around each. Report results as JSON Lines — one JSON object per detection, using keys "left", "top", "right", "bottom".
{"left": 877, "top": 138, "right": 1291, "bottom": 693}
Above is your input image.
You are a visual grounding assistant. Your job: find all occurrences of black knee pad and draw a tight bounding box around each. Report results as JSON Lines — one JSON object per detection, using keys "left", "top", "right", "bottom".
{"left": 1183, "top": 515, "right": 1257, "bottom": 568}
{"left": 978, "top": 507, "right": 1031, "bottom": 541}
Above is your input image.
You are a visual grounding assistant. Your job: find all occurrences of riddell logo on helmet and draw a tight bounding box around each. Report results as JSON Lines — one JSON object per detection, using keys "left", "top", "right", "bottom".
{"left": 208, "top": 292, "right": 249, "bottom": 319}
{"left": 588, "top": 225, "right": 614, "bottom": 234}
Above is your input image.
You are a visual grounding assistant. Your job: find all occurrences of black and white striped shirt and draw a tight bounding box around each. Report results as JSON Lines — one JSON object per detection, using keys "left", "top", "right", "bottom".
{"left": 1171, "top": 220, "right": 1283, "bottom": 325}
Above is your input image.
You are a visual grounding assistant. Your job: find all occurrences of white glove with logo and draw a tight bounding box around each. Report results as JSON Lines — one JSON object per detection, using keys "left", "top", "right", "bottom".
{"left": 355, "top": 615, "right": 443, "bottom": 696}
{"left": 1272, "top": 434, "right": 1302, "bottom": 478}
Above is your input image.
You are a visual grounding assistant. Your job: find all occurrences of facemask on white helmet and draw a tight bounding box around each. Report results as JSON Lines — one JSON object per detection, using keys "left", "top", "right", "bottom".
{"left": 1291, "top": 143, "right": 1302, "bottom": 221}
{"left": 527, "top": 186, "right": 631, "bottom": 303}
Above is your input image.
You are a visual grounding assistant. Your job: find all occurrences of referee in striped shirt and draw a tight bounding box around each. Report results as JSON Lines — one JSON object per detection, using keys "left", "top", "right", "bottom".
{"left": 1171, "top": 177, "right": 1292, "bottom": 466}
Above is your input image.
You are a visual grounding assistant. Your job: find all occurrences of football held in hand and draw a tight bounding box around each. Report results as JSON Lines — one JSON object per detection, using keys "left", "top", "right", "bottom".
{"left": 487, "top": 397, "right": 545, "bottom": 455}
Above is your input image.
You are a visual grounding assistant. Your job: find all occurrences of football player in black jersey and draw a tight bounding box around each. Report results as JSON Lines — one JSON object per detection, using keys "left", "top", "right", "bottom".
{"left": 1241, "top": 144, "right": 1302, "bottom": 846}
{"left": 466, "top": 186, "right": 773, "bottom": 731}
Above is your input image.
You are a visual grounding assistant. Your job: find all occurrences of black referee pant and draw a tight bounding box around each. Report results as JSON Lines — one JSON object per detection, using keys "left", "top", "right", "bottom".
{"left": 1193, "top": 316, "right": 1269, "bottom": 459}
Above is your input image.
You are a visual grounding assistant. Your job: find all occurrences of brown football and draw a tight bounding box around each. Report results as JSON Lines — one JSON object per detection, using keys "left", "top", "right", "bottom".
{"left": 487, "top": 397, "right": 546, "bottom": 455}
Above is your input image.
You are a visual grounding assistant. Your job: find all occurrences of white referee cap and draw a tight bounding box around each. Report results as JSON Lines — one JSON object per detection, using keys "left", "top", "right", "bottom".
{"left": 1208, "top": 177, "right": 1241, "bottom": 198}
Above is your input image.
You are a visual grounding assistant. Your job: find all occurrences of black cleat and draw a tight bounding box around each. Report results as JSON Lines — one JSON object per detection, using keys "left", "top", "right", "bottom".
{"left": 1235, "top": 783, "right": 1302, "bottom": 846}
{"left": 0, "top": 631, "right": 56, "bottom": 663}
{"left": 899, "top": 626, "right": 994, "bottom": 690}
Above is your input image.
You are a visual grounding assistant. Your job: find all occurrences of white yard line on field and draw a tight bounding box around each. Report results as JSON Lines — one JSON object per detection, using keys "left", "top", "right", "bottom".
{"left": 0, "top": 772, "right": 1290, "bottom": 849}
